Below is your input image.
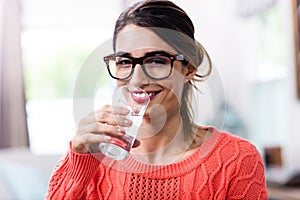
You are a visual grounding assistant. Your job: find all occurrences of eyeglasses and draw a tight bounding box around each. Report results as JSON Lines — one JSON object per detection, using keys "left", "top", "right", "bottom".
{"left": 103, "top": 51, "right": 189, "bottom": 80}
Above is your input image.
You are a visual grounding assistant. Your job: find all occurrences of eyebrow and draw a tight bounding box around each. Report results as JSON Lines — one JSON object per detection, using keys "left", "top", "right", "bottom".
{"left": 114, "top": 51, "right": 131, "bottom": 57}
{"left": 114, "top": 50, "right": 173, "bottom": 58}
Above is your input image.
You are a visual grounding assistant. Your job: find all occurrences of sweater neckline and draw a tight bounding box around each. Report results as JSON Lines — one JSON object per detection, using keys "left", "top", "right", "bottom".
{"left": 101, "top": 127, "right": 222, "bottom": 178}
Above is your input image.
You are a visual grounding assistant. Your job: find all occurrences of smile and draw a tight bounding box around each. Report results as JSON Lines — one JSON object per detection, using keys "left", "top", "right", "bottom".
{"left": 145, "top": 90, "right": 162, "bottom": 100}
{"left": 131, "top": 90, "right": 162, "bottom": 102}
{"left": 131, "top": 90, "right": 149, "bottom": 103}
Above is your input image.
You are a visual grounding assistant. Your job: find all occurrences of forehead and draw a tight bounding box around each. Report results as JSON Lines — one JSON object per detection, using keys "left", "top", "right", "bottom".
{"left": 115, "top": 24, "right": 176, "bottom": 54}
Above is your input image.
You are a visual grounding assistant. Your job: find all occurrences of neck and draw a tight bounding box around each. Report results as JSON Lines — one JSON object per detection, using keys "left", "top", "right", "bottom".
{"left": 131, "top": 113, "right": 193, "bottom": 165}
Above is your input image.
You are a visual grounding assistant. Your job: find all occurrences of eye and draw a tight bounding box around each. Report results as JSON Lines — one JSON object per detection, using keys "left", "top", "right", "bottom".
{"left": 145, "top": 56, "right": 170, "bottom": 65}
{"left": 116, "top": 57, "right": 132, "bottom": 66}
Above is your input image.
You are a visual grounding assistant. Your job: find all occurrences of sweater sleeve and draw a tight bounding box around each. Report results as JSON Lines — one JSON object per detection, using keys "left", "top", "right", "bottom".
{"left": 227, "top": 140, "right": 268, "bottom": 200}
{"left": 45, "top": 143, "right": 104, "bottom": 200}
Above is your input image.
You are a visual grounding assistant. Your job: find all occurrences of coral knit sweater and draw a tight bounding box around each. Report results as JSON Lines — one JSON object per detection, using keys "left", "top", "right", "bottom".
{"left": 46, "top": 127, "right": 268, "bottom": 200}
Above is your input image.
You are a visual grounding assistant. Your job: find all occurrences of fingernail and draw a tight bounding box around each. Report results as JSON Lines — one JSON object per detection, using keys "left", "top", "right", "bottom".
{"left": 117, "top": 126, "right": 121, "bottom": 133}
{"left": 123, "top": 108, "right": 130, "bottom": 114}
{"left": 124, "top": 119, "right": 132, "bottom": 126}
{"left": 103, "top": 136, "right": 111, "bottom": 141}
{"left": 117, "top": 126, "right": 126, "bottom": 134}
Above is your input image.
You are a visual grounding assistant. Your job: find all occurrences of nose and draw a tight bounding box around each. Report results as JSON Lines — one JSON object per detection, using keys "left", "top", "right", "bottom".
{"left": 129, "top": 64, "right": 149, "bottom": 86}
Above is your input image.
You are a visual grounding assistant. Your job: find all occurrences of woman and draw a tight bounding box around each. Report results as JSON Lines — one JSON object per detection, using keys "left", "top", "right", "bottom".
{"left": 46, "top": 0, "right": 268, "bottom": 199}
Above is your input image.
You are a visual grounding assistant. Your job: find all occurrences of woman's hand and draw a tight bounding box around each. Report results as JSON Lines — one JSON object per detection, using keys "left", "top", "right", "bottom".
{"left": 71, "top": 105, "right": 136, "bottom": 154}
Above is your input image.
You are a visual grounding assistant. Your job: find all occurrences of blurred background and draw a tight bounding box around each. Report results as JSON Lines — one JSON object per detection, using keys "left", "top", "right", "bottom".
{"left": 1, "top": 0, "right": 300, "bottom": 199}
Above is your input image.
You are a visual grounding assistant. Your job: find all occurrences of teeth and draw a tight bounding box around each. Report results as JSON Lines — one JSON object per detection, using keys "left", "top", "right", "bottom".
{"left": 132, "top": 91, "right": 160, "bottom": 98}
{"left": 133, "top": 92, "right": 147, "bottom": 98}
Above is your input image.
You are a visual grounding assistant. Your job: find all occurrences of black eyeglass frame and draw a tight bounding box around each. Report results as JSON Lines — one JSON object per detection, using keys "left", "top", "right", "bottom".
{"left": 103, "top": 51, "right": 189, "bottom": 80}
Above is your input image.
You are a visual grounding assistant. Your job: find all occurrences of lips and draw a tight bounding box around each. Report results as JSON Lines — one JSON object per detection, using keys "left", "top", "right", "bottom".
{"left": 131, "top": 90, "right": 162, "bottom": 102}
{"left": 131, "top": 91, "right": 149, "bottom": 103}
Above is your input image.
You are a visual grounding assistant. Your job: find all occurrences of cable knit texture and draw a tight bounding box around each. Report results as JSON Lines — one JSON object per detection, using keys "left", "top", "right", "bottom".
{"left": 46, "top": 127, "right": 268, "bottom": 200}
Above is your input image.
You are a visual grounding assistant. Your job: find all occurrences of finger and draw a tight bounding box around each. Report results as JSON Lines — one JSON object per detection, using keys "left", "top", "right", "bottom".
{"left": 79, "top": 111, "right": 131, "bottom": 127}
{"left": 95, "top": 111, "right": 132, "bottom": 127}
{"left": 79, "top": 105, "right": 113, "bottom": 125}
{"left": 77, "top": 122, "right": 126, "bottom": 137}
{"left": 88, "top": 105, "right": 112, "bottom": 115}
{"left": 94, "top": 105, "right": 130, "bottom": 116}
{"left": 81, "top": 106, "right": 131, "bottom": 126}
{"left": 78, "top": 114, "right": 99, "bottom": 126}
{"left": 72, "top": 133, "right": 111, "bottom": 154}
{"left": 78, "top": 133, "right": 111, "bottom": 145}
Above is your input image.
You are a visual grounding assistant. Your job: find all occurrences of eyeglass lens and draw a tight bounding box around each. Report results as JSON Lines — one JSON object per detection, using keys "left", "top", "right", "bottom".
{"left": 108, "top": 55, "right": 172, "bottom": 80}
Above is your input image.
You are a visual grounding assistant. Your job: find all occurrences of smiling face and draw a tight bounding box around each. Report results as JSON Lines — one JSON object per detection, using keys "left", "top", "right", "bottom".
{"left": 115, "top": 25, "right": 194, "bottom": 123}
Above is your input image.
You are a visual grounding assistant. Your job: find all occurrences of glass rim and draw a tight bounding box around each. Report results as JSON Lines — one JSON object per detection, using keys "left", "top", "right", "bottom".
{"left": 103, "top": 50, "right": 189, "bottom": 80}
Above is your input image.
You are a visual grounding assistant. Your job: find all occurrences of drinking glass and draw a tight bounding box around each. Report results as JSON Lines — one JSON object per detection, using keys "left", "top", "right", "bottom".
{"left": 99, "top": 85, "right": 150, "bottom": 160}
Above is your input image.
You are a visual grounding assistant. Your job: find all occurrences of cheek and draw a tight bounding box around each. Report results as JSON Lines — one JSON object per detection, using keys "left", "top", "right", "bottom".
{"left": 161, "top": 71, "right": 185, "bottom": 102}
{"left": 116, "top": 80, "right": 128, "bottom": 87}
{"left": 156, "top": 82, "right": 183, "bottom": 114}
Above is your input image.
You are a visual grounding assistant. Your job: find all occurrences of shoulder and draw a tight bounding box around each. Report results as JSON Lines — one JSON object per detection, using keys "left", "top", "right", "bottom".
{"left": 201, "top": 127, "right": 266, "bottom": 179}
{"left": 201, "top": 127, "right": 264, "bottom": 166}
{"left": 206, "top": 129, "right": 268, "bottom": 198}
{"left": 210, "top": 127, "right": 261, "bottom": 155}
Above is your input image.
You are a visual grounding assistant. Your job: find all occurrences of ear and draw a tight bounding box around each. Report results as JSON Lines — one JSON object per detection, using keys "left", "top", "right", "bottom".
{"left": 184, "top": 64, "right": 196, "bottom": 83}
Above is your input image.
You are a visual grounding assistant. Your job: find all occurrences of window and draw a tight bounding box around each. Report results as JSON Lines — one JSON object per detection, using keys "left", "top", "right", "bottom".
{"left": 249, "top": 1, "right": 289, "bottom": 148}
{"left": 21, "top": 0, "right": 122, "bottom": 154}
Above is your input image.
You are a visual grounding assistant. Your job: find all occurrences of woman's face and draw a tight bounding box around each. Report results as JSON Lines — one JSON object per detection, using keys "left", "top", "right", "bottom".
{"left": 115, "top": 24, "right": 193, "bottom": 122}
